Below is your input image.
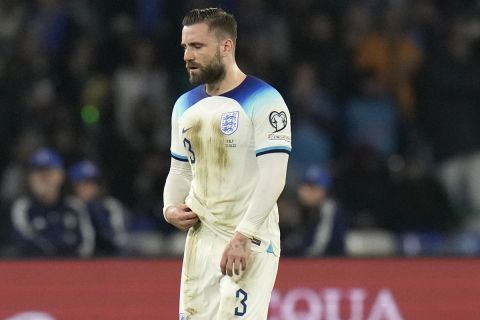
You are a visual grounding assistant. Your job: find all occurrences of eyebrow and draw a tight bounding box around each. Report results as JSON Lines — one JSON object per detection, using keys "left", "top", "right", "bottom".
{"left": 181, "top": 42, "right": 204, "bottom": 48}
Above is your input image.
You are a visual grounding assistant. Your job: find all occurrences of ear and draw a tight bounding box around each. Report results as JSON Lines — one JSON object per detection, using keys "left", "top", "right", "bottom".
{"left": 220, "top": 38, "right": 234, "bottom": 57}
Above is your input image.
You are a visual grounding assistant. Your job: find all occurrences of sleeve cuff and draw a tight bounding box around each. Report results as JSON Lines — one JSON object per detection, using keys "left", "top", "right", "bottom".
{"left": 255, "top": 146, "right": 291, "bottom": 157}
{"left": 162, "top": 205, "right": 171, "bottom": 223}
{"left": 235, "top": 221, "right": 258, "bottom": 239}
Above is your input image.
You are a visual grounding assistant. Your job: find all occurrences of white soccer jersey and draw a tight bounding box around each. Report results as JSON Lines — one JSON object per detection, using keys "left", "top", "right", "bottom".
{"left": 170, "top": 76, "right": 291, "bottom": 255}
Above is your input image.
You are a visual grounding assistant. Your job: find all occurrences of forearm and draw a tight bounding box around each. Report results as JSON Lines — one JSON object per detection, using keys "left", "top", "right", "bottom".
{"left": 163, "top": 158, "right": 192, "bottom": 221}
{"left": 236, "top": 153, "right": 289, "bottom": 237}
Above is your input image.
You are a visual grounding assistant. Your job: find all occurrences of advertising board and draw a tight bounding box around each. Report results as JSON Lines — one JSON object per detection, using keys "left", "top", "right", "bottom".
{"left": 0, "top": 259, "right": 478, "bottom": 319}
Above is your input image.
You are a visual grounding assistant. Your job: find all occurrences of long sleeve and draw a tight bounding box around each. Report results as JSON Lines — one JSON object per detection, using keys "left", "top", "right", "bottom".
{"left": 162, "top": 158, "right": 192, "bottom": 221}
{"left": 235, "top": 152, "right": 288, "bottom": 237}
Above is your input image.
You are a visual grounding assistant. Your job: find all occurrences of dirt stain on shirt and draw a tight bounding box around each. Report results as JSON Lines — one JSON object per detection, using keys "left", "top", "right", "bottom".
{"left": 187, "top": 118, "right": 230, "bottom": 202}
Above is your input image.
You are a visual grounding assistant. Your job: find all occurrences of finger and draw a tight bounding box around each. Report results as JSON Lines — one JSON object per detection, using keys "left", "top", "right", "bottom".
{"left": 182, "top": 212, "right": 199, "bottom": 220}
{"left": 220, "top": 253, "right": 227, "bottom": 275}
{"left": 178, "top": 215, "right": 197, "bottom": 224}
{"left": 185, "top": 216, "right": 199, "bottom": 224}
{"left": 226, "top": 257, "right": 234, "bottom": 277}
{"left": 183, "top": 219, "right": 199, "bottom": 229}
{"left": 241, "top": 257, "right": 247, "bottom": 271}
{"left": 234, "top": 259, "right": 241, "bottom": 275}
{"left": 183, "top": 216, "right": 198, "bottom": 223}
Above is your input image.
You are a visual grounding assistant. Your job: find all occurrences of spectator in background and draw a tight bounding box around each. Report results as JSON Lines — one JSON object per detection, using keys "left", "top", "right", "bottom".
{"left": 417, "top": 15, "right": 480, "bottom": 229}
{"left": 236, "top": 0, "right": 290, "bottom": 86}
{"left": 288, "top": 62, "right": 339, "bottom": 185}
{"left": 10, "top": 148, "right": 94, "bottom": 258}
{"left": 282, "top": 166, "right": 347, "bottom": 256}
{"left": 342, "top": 69, "right": 400, "bottom": 160}
{"left": 69, "top": 160, "right": 129, "bottom": 256}
{"left": 0, "top": 1, "right": 26, "bottom": 47}
{"left": 31, "top": 0, "right": 71, "bottom": 54}
{"left": 112, "top": 38, "right": 170, "bottom": 152}
{"left": 335, "top": 145, "right": 394, "bottom": 231}
{"left": 62, "top": 36, "right": 99, "bottom": 105}
{"left": 292, "top": 8, "right": 346, "bottom": 97}
{"left": 340, "top": 2, "right": 371, "bottom": 53}
{"left": 108, "top": 38, "right": 170, "bottom": 204}
{"left": 354, "top": 2, "right": 422, "bottom": 118}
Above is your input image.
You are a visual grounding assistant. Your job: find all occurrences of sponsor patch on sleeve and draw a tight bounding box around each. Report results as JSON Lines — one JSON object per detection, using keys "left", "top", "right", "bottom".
{"left": 268, "top": 133, "right": 291, "bottom": 142}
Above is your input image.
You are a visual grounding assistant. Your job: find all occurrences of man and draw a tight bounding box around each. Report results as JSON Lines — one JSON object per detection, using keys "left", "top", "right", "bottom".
{"left": 282, "top": 166, "right": 347, "bottom": 256}
{"left": 163, "top": 8, "right": 291, "bottom": 319}
{"left": 69, "top": 159, "right": 129, "bottom": 256}
{"left": 10, "top": 148, "right": 95, "bottom": 257}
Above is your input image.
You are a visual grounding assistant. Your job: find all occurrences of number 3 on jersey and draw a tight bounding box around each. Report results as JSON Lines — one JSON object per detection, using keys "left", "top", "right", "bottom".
{"left": 183, "top": 138, "right": 195, "bottom": 164}
{"left": 234, "top": 288, "right": 248, "bottom": 316}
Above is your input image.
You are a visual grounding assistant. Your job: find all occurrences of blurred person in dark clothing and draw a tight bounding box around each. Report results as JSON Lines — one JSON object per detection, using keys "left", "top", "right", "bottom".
{"left": 69, "top": 159, "right": 129, "bottom": 256}
{"left": 235, "top": 0, "right": 290, "bottom": 87}
{"left": 417, "top": 15, "right": 480, "bottom": 228}
{"left": 292, "top": 9, "right": 346, "bottom": 97}
{"left": 337, "top": 70, "right": 400, "bottom": 230}
{"left": 335, "top": 145, "right": 394, "bottom": 231}
{"left": 10, "top": 148, "right": 94, "bottom": 258}
{"left": 342, "top": 69, "right": 401, "bottom": 160}
{"left": 288, "top": 62, "right": 339, "bottom": 186}
{"left": 282, "top": 166, "right": 347, "bottom": 256}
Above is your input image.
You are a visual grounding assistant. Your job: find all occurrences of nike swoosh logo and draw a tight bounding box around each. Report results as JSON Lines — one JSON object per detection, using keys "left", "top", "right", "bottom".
{"left": 182, "top": 127, "right": 192, "bottom": 134}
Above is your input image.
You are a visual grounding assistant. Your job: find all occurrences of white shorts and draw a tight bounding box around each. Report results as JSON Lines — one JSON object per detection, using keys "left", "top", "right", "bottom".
{"left": 179, "top": 223, "right": 279, "bottom": 320}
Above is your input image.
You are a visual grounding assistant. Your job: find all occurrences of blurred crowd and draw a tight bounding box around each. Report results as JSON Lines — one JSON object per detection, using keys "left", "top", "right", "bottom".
{"left": 1, "top": 0, "right": 480, "bottom": 258}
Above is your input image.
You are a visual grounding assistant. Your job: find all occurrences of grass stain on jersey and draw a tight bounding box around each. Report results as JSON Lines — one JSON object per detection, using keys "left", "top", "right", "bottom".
{"left": 188, "top": 121, "right": 208, "bottom": 199}
{"left": 186, "top": 307, "right": 197, "bottom": 318}
{"left": 210, "top": 119, "right": 236, "bottom": 223}
{"left": 211, "top": 119, "right": 229, "bottom": 172}
{"left": 188, "top": 118, "right": 230, "bottom": 204}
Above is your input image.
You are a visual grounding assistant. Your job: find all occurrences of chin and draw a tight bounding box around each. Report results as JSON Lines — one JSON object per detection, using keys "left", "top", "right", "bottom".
{"left": 189, "top": 77, "right": 198, "bottom": 85}
{"left": 189, "top": 76, "right": 203, "bottom": 85}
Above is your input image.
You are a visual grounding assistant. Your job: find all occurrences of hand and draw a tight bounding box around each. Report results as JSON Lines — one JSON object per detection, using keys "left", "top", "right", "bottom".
{"left": 164, "top": 204, "right": 199, "bottom": 231}
{"left": 220, "top": 232, "right": 251, "bottom": 277}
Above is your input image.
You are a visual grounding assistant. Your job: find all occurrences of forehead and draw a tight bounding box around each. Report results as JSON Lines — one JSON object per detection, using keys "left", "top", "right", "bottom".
{"left": 30, "top": 167, "right": 62, "bottom": 174}
{"left": 181, "top": 22, "right": 216, "bottom": 43}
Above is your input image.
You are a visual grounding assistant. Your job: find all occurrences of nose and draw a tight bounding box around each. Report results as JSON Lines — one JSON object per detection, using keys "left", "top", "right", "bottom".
{"left": 184, "top": 47, "right": 194, "bottom": 62}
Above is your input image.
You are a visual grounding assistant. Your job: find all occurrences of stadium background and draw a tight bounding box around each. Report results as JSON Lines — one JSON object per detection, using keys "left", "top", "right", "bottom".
{"left": 1, "top": 0, "right": 480, "bottom": 319}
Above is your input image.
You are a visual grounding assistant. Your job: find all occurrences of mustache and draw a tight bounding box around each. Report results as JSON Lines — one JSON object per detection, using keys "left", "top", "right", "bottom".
{"left": 186, "top": 63, "right": 201, "bottom": 69}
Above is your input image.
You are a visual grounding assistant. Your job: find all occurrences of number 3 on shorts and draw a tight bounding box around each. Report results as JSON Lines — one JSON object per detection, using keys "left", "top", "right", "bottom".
{"left": 234, "top": 288, "right": 248, "bottom": 316}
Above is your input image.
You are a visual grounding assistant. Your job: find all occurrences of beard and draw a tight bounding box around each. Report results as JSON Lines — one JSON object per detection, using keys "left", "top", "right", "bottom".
{"left": 187, "top": 51, "right": 226, "bottom": 85}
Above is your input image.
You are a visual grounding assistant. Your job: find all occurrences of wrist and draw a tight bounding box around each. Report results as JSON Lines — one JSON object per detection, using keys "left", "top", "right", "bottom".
{"left": 235, "top": 223, "right": 256, "bottom": 239}
{"left": 232, "top": 231, "right": 250, "bottom": 243}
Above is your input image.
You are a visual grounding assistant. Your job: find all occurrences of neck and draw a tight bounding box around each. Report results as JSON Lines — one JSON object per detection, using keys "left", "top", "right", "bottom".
{"left": 205, "top": 63, "right": 246, "bottom": 96}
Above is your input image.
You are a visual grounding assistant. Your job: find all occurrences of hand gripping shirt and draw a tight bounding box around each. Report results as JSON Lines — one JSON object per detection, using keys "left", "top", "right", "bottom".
{"left": 170, "top": 76, "right": 291, "bottom": 255}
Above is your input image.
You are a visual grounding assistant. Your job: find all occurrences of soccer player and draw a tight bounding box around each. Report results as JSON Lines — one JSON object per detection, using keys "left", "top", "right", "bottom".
{"left": 163, "top": 8, "right": 291, "bottom": 319}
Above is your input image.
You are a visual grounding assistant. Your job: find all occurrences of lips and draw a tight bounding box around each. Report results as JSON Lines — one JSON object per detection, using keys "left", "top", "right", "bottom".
{"left": 187, "top": 64, "right": 200, "bottom": 71}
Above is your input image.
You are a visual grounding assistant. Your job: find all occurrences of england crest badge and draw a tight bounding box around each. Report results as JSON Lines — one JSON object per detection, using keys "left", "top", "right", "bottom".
{"left": 220, "top": 111, "right": 239, "bottom": 135}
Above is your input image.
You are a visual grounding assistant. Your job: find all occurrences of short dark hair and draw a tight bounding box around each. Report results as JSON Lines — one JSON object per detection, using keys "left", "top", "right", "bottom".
{"left": 182, "top": 8, "right": 237, "bottom": 41}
